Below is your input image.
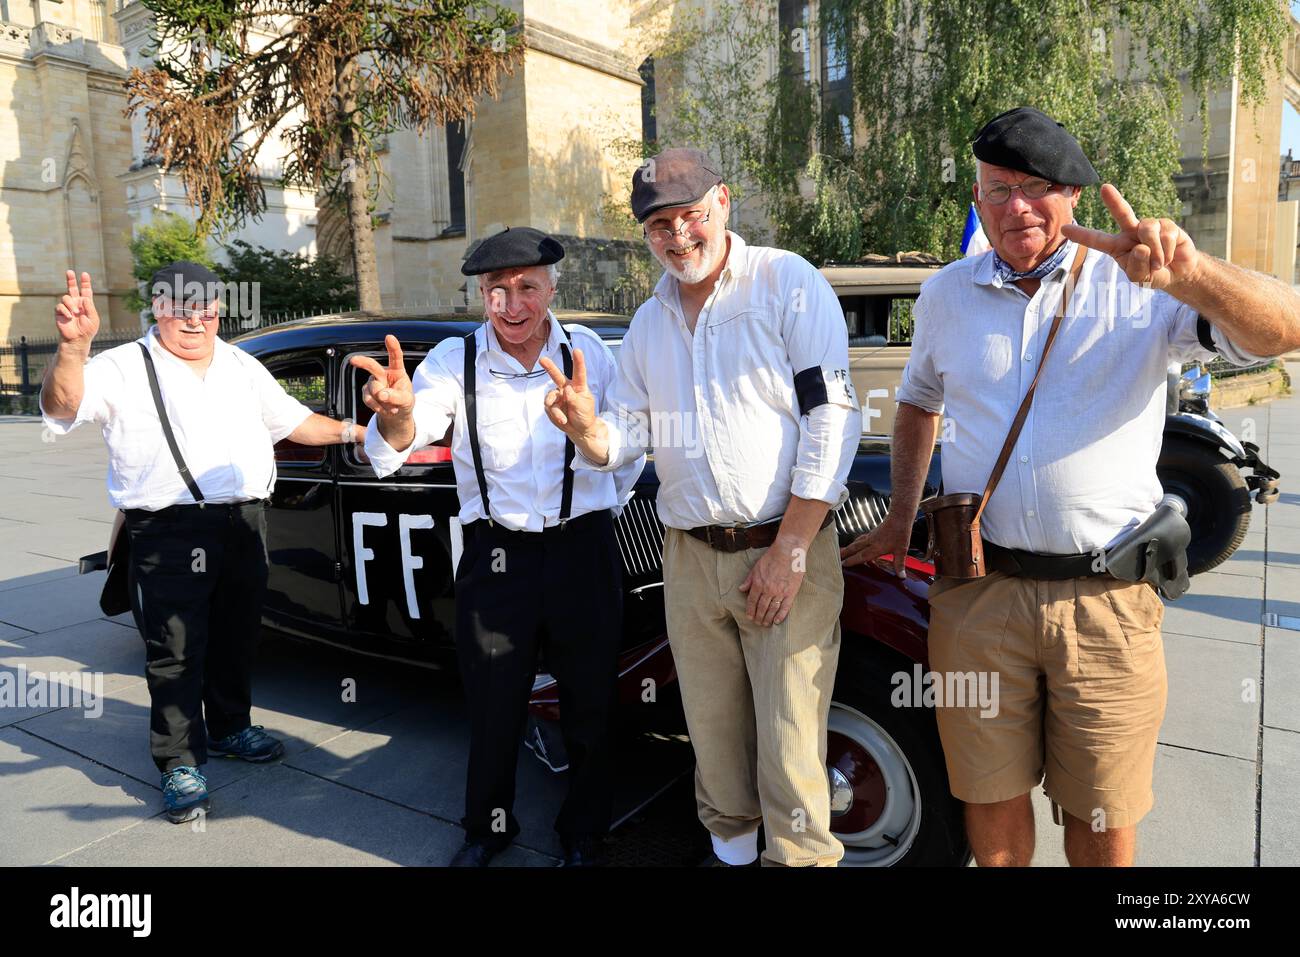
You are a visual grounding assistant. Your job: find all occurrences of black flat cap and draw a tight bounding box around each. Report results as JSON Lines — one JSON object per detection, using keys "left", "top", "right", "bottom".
{"left": 461, "top": 226, "right": 564, "bottom": 276}
{"left": 149, "top": 260, "right": 223, "bottom": 305}
{"left": 972, "top": 107, "right": 1099, "bottom": 186}
{"left": 630, "top": 147, "right": 723, "bottom": 223}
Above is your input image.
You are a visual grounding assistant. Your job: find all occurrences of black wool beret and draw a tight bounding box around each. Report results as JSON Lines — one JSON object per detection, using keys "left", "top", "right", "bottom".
{"left": 630, "top": 147, "right": 724, "bottom": 223}
{"left": 149, "top": 260, "right": 223, "bottom": 305}
{"left": 461, "top": 226, "right": 565, "bottom": 276}
{"left": 972, "top": 107, "right": 1100, "bottom": 186}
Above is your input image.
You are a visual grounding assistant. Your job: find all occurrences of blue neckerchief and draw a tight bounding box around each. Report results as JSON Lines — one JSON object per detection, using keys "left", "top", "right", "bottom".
{"left": 990, "top": 240, "right": 1072, "bottom": 288}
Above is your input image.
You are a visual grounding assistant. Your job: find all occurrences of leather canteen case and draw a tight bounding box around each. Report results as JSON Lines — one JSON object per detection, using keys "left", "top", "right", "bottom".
{"left": 921, "top": 492, "right": 985, "bottom": 579}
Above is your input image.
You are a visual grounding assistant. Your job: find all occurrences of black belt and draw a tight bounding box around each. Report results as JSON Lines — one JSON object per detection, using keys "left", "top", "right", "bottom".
{"left": 686, "top": 512, "right": 834, "bottom": 553}
{"left": 982, "top": 540, "right": 1108, "bottom": 580}
{"left": 124, "top": 499, "right": 265, "bottom": 520}
{"left": 461, "top": 508, "right": 609, "bottom": 542}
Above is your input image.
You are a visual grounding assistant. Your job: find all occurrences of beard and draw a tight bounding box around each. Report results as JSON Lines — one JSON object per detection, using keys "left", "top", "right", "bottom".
{"left": 653, "top": 228, "right": 727, "bottom": 284}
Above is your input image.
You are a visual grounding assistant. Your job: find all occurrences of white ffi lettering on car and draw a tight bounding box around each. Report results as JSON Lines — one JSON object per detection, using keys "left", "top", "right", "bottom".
{"left": 353, "top": 512, "right": 388, "bottom": 605}
{"left": 399, "top": 514, "right": 434, "bottom": 619}
{"left": 449, "top": 516, "right": 464, "bottom": 580}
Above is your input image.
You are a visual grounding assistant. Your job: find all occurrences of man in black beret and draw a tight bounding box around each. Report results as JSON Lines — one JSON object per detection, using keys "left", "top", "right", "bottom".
{"left": 844, "top": 106, "right": 1300, "bottom": 867}
{"left": 41, "top": 262, "right": 364, "bottom": 824}
{"left": 354, "top": 226, "right": 643, "bottom": 867}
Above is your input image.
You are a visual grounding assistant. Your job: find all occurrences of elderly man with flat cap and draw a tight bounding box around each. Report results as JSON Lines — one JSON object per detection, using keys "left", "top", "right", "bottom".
{"left": 843, "top": 106, "right": 1300, "bottom": 866}
{"left": 41, "top": 261, "right": 364, "bottom": 824}
{"left": 355, "top": 227, "right": 642, "bottom": 867}
{"left": 542, "top": 149, "right": 861, "bottom": 866}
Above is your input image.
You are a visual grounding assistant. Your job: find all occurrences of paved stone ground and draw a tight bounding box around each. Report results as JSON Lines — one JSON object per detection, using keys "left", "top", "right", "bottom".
{"left": 1, "top": 365, "right": 1297, "bottom": 866}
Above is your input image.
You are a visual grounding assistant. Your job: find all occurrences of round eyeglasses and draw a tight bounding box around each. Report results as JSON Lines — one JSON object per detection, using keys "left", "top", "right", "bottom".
{"left": 980, "top": 178, "right": 1057, "bottom": 205}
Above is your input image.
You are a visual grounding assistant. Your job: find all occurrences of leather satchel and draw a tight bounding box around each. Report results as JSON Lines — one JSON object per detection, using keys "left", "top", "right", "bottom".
{"left": 98, "top": 341, "right": 205, "bottom": 616}
{"left": 922, "top": 244, "right": 1087, "bottom": 579}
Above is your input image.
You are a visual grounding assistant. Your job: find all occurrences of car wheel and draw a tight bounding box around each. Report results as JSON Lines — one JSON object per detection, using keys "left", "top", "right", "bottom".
{"left": 1157, "top": 436, "right": 1252, "bottom": 575}
{"left": 828, "top": 645, "right": 969, "bottom": 866}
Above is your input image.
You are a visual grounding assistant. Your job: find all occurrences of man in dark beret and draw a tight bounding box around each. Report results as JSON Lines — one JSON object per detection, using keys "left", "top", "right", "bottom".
{"left": 844, "top": 106, "right": 1300, "bottom": 866}
{"left": 354, "top": 226, "right": 644, "bottom": 867}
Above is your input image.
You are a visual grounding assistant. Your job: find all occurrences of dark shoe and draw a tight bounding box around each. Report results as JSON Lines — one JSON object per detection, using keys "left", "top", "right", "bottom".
{"left": 161, "top": 766, "right": 210, "bottom": 824}
{"left": 449, "top": 838, "right": 506, "bottom": 867}
{"left": 557, "top": 835, "right": 608, "bottom": 867}
{"left": 208, "top": 725, "right": 285, "bottom": 762}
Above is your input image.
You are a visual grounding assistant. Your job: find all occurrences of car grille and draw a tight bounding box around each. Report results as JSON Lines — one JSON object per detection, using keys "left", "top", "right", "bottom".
{"left": 613, "top": 492, "right": 891, "bottom": 578}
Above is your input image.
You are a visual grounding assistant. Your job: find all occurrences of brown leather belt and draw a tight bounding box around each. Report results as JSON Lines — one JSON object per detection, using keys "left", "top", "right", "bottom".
{"left": 686, "top": 512, "right": 834, "bottom": 553}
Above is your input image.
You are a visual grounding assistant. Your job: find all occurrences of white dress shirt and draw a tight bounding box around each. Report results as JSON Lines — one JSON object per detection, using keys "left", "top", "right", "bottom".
{"left": 364, "top": 315, "right": 644, "bottom": 532}
{"left": 575, "top": 231, "right": 862, "bottom": 531}
{"left": 897, "top": 240, "right": 1275, "bottom": 554}
{"left": 40, "top": 326, "right": 314, "bottom": 510}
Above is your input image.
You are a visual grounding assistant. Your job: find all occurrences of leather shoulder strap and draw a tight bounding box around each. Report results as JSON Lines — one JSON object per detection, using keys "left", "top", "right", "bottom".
{"left": 973, "top": 244, "right": 1087, "bottom": 525}
{"left": 138, "top": 341, "right": 204, "bottom": 503}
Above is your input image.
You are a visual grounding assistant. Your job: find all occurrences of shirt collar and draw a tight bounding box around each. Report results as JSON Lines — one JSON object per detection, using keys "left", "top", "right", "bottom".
{"left": 143, "top": 324, "right": 229, "bottom": 368}
{"left": 974, "top": 239, "right": 1076, "bottom": 289}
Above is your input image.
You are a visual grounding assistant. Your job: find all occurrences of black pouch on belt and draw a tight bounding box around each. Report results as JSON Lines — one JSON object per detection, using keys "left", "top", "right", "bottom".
{"left": 1101, "top": 502, "right": 1192, "bottom": 601}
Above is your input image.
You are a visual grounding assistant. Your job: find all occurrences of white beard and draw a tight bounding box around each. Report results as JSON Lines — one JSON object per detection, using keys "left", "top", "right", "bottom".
{"left": 655, "top": 229, "right": 726, "bottom": 284}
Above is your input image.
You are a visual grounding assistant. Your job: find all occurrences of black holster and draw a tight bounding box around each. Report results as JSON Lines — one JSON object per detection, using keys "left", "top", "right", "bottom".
{"left": 1102, "top": 504, "right": 1191, "bottom": 601}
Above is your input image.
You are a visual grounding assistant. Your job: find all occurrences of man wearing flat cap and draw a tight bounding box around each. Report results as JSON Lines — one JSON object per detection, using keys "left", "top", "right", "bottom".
{"left": 355, "top": 226, "right": 643, "bottom": 867}
{"left": 543, "top": 149, "right": 861, "bottom": 866}
{"left": 41, "top": 262, "right": 364, "bottom": 824}
{"left": 844, "top": 106, "right": 1300, "bottom": 866}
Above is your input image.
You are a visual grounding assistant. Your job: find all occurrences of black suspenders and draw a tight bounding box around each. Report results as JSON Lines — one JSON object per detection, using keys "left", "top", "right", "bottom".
{"left": 462, "top": 328, "right": 576, "bottom": 528}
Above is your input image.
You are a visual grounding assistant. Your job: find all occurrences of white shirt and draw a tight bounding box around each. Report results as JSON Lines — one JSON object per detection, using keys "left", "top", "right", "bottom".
{"left": 897, "top": 240, "right": 1274, "bottom": 554}
{"left": 576, "top": 232, "right": 862, "bottom": 530}
{"left": 364, "top": 315, "right": 644, "bottom": 532}
{"left": 41, "top": 326, "right": 313, "bottom": 510}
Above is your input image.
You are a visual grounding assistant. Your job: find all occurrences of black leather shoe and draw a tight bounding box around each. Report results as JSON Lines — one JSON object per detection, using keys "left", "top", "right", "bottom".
{"left": 557, "top": 836, "right": 608, "bottom": 867}
{"left": 449, "top": 839, "right": 505, "bottom": 867}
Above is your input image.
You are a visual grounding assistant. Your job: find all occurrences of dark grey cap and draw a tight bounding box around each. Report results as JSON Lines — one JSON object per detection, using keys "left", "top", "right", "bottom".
{"left": 149, "top": 260, "right": 223, "bottom": 306}
{"left": 461, "top": 226, "right": 565, "bottom": 276}
{"left": 630, "top": 148, "right": 724, "bottom": 223}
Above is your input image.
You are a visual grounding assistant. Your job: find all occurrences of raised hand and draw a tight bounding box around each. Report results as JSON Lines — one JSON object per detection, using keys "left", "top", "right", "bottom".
{"left": 350, "top": 334, "right": 415, "bottom": 420}
{"left": 539, "top": 348, "right": 598, "bottom": 439}
{"left": 55, "top": 270, "right": 100, "bottom": 347}
{"left": 1061, "top": 183, "right": 1200, "bottom": 291}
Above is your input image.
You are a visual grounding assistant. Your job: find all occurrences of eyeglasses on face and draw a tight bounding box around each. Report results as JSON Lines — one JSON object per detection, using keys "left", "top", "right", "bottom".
{"left": 980, "top": 177, "right": 1059, "bottom": 205}
{"left": 643, "top": 190, "right": 716, "bottom": 244}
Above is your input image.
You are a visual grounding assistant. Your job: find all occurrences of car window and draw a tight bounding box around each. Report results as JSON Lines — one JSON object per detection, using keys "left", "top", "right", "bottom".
{"left": 269, "top": 358, "right": 327, "bottom": 466}
{"left": 838, "top": 294, "right": 916, "bottom": 346}
{"left": 344, "top": 349, "right": 452, "bottom": 470}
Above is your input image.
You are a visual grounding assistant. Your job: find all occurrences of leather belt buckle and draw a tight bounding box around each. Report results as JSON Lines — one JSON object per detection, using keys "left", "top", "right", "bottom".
{"left": 709, "top": 526, "right": 744, "bottom": 553}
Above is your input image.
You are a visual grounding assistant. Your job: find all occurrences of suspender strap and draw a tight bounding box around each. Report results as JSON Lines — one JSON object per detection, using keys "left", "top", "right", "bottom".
{"left": 559, "top": 340, "right": 576, "bottom": 525}
{"left": 463, "top": 331, "right": 493, "bottom": 524}
{"left": 137, "top": 341, "right": 205, "bottom": 503}
{"left": 972, "top": 244, "right": 1087, "bottom": 526}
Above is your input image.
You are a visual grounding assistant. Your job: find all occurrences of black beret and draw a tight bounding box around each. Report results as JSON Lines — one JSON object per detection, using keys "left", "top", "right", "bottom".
{"left": 149, "top": 260, "right": 223, "bottom": 306}
{"left": 461, "top": 226, "right": 564, "bottom": 276}
{"left": 630, "top": 147, "right": 723, "bottom": 223}
{"left": 972, "top": 107, "right": 1100, "bottom": 186}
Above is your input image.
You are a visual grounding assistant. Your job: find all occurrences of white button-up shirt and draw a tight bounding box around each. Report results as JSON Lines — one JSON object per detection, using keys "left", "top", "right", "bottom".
{"left": 364, "top": 315, "right": 644, "bottom": 532}
{"left": 576, "top": 232, "right": 862, "bottom": 531}
{"left": 41, "top": 326, "right": 313, "bottom": 510}
{"left": 898, "top": 240, "right": 1273, "bottom": 554}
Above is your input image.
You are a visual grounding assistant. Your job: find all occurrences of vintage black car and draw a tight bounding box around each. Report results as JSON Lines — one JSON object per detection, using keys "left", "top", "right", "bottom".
{"left": 222, "top": 309, "right": 966, "bottom": 867}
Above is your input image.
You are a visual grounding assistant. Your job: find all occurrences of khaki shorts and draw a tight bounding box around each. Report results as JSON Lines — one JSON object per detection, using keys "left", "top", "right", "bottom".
{"left": 926, "top": 571, "right": 1167, "bottom": 829}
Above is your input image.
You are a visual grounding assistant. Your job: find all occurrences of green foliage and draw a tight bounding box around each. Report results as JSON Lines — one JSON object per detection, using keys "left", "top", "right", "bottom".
{"left": 126, "top": 212, "right": 216, "bottom": 315}
{"left": 652, "top": 0, "right": 1289, "bottom": 264}
{"left": 216, "top": 241, "right": 357, "bottom": 317}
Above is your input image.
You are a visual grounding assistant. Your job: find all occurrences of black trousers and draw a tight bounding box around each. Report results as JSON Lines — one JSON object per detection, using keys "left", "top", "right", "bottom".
{"left": 454, "top": 508, "right": 623, "bottom": 846}
{"left": 124, "top": 500, "right": 269, "bottom": 773}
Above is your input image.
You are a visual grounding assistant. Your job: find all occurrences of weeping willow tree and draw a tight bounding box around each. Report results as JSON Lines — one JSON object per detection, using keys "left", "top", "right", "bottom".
{"left": 125, "top": 0, "right": 523, "bottom": 309}
{"left": 772, "top": 0, "right": 1292, "bottom": 263}
{"left": 653, "top": 0, "right": 1290, "bottom": 264}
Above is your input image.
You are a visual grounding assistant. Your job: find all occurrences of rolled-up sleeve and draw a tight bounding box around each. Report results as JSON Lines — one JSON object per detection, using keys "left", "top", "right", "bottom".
{"left": 40, "top": 350, "right": 119, "bottom": 435}
{"left": 895, "top": 291, "right": 945, "bottom": 413}
{"left": 781, "top": 263, "right": 861, "bottom": 506}
{"left": 572, "top": 317, "right": 653, "bottom": 474}
{"left": 1166, "top": 297, "right": 1276, "bottom": 366}
{"left": 246, "top": 356, "right": 313, "bottom": 443}
{"left": 364, "top": 343, "right": 459, "bottom": 479}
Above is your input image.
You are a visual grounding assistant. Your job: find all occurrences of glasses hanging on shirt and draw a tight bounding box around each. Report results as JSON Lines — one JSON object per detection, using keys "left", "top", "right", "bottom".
{"left": 487, "top": 366, "right": 551, "bottom": 380}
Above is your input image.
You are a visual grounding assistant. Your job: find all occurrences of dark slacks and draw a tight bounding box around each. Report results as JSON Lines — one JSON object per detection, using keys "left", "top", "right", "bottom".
{"left": 124, "top": 500, "right": 269, "bottom": 773}
{"left": 454, "top": 508, "right": 623, "bottom": 846}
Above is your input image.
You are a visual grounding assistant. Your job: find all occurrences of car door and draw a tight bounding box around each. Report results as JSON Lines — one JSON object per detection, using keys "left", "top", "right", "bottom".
{"left": 262, "top": 349, "right": 343, "bottom": 631}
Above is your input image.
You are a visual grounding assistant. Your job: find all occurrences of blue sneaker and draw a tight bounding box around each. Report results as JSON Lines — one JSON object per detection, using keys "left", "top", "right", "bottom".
{"left": 207, "top": 725, "right": 285, "bottom": 763}
{"left": 162, "top": 766, "right": 210, "bottom": 824}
